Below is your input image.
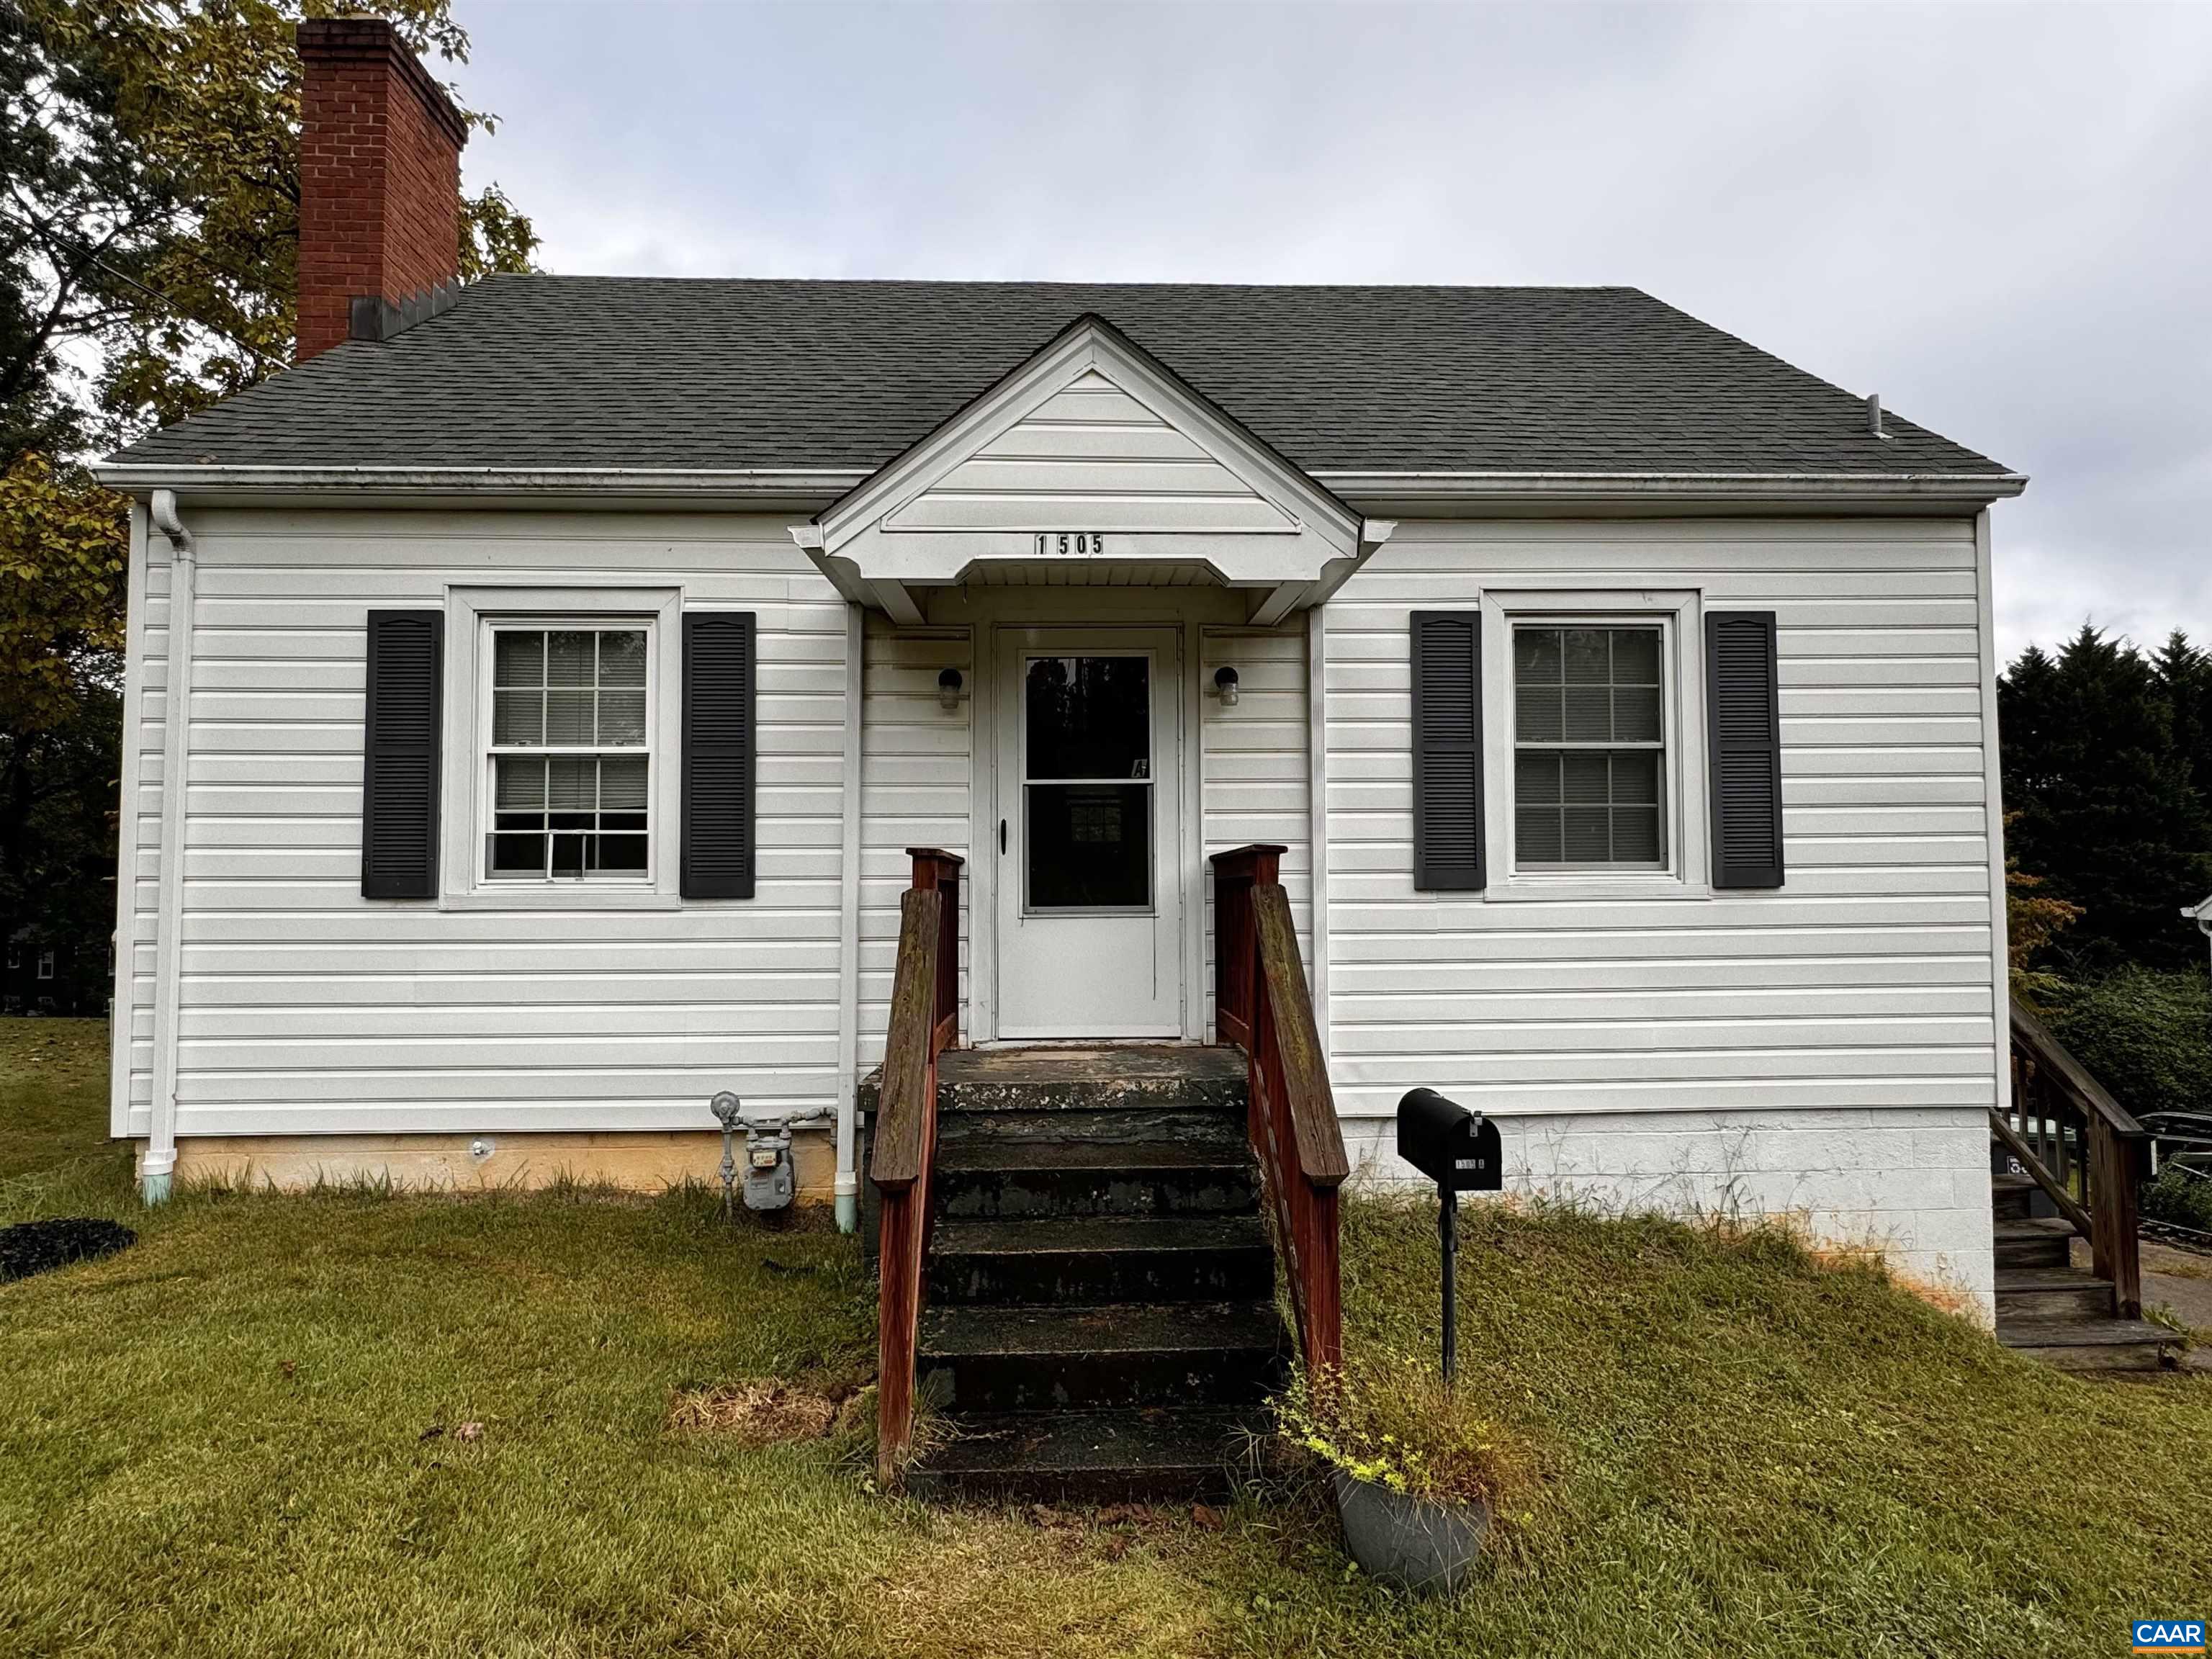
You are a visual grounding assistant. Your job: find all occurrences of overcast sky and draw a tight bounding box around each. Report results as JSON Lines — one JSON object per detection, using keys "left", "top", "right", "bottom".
{"left": 452, "top": 1, "right": 2211, "bottom": 665}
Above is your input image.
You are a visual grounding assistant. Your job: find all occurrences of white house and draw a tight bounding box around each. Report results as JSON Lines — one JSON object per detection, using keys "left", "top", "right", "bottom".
{"left": 97, "top": 19, "right": 2027, "bottom": 1329}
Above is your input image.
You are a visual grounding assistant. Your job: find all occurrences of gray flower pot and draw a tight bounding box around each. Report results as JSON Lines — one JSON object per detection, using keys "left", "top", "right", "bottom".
{"left": 1331, "top": 1469, "right": 1489, "bottom": 1596}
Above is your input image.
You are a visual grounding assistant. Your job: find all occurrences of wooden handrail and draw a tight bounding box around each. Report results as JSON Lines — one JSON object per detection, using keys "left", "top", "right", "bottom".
{"left": 871, "top": 849, "right": 962, "bottom": 1484}
{"left": 2000, "top": 1000, "right": 2147, "bottom": 1319}
{"left": 1254, "top": 887, "right": 1351, "bottom": 1190}
{"left": 1987, "top": 1107, "right": 2094, "bottom": 1238}
{"left": 1210, "top": 845, "right": 1345, "bottom": 1377}
{"left": 2010, "top": 1004, "right": 2145, "bottom": 1138}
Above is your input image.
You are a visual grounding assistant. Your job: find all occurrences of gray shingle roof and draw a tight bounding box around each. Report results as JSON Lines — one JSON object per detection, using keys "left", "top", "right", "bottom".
{"left": 107, "top": 276, "right": 2011, "bottom": 480}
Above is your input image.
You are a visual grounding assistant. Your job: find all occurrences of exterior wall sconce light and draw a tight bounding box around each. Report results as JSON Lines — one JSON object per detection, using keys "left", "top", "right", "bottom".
{"left": 1213, "top": 665, "right": 1240, "bottom": 707}
{"left": 938, "top": 667, "right": 963, "bottom": 711}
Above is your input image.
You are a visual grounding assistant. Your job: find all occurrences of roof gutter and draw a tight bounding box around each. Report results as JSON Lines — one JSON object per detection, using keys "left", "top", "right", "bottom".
{"left": 89, "top": 462, "right": 2028, "bottom": 510}
{"left": 89, "top": 464, "right": 869, "bottom": 501}
{"left": 1310, "top": 469, "right": 2028, "bottom": 503}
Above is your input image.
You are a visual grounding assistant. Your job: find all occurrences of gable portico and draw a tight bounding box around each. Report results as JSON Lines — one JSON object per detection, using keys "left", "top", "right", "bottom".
{"left": 790, "top": 315, "right": 1394, "bottom": 626}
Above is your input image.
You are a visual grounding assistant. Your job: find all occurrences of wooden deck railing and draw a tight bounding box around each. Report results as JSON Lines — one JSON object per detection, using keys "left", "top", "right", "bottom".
{"left": 871, "top": 848, "right": 962, "bottom": 1483}
{"left": 1211, "top": 845, "right": 1348, "bottom": 1376}
{"left": 1998, "top": 1002, "right": 2149, "bottom": 1317}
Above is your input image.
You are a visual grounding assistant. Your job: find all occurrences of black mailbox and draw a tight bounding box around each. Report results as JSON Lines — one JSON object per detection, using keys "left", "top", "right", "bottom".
{"left": 1397, "top": 1088, "right": 1501, "bottom": 1192}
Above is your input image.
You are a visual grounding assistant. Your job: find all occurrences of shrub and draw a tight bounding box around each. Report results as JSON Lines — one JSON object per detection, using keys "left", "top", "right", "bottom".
{"left": 2044, "top": 966, "right": 2212, "bottom": 1124}
{"left": 2143, "top": 1163, "right": 2212, "bottom": 1234}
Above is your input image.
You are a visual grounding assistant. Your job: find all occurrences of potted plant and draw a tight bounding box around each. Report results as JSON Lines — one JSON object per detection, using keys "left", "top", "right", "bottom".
{"left": 1276, "top": 1352, "right": 1519, "bottom": 1596}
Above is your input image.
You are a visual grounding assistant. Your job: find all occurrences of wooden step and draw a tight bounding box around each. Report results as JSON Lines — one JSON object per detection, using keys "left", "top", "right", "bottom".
{"left": 1997, "top": 1316, "right": 2184, "bottom": 1373}
{"left": 934, "top": 1138, "right": 1259, "bottom": 1220}
{"left": 1990, "top": 1172, "right": 2038, "bottom": 1223}
{"left": 1994, "top": 1267, "right": 2115, "bottom": 1323}
{"left": 935, "top": 1106, "right": 1249, "bottom": 1148}
{"left": 908, "top": 1408, "right": 1263, "bottom": 1504}
{"left": 864, "top": 1045, "right": 1248, "bottom": 1120}
{"left": 929, "top": 1213, "right": 1274, "bottom": 1305}
{"left": 1993, "top": 1217, "right": 2074, "bottom": 1270}
{"left": 920, "top": 1300, "right": 1285, "bottom": 1412}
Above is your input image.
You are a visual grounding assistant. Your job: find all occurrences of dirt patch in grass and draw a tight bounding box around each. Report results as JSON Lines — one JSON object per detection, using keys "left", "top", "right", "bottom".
{"left": 667, "top": 1379, "right": 855, "bottom": 1445}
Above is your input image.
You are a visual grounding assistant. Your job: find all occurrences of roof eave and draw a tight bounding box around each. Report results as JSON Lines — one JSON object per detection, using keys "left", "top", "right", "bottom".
{"left": 1311, "top": 469, "right": 2028, "bottom": 506}
{"left": 89, "top": 462, "right": 2028, "bottom": 513}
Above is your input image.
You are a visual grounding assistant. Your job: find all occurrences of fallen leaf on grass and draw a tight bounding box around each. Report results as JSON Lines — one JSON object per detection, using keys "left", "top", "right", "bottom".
{"left": 454, "top": 1421, "right": 483, "bottom": 1443}
{"left": 1190, "top": 1503, "right": 1224, "bottom": 1532}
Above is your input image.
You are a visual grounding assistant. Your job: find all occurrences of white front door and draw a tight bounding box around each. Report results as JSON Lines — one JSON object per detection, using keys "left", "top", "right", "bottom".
{"left": 994, "top": 628, "right": 1183, "bottom": 1039}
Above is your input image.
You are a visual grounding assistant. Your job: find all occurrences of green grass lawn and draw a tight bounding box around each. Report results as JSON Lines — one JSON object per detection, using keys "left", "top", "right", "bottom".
{"left": 4, "top": 1018, "right": 2208, "bottom": 1658}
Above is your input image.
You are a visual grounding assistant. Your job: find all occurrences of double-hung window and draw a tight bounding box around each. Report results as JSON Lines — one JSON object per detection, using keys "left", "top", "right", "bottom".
{"left": 485, "top": 626, "right": 652, "bottom": 881}
{"left": 1512, "top": 624, "right": 1666, "bottom": 869}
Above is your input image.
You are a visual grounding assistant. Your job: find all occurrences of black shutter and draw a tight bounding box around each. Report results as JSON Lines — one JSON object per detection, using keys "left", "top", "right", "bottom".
{"left": 1707, "top": 610, "right": 1784, "bottom": 889}
{"left": 682, "top": 611, "right": 756, "bottom": 899}
{"left": 1411, "top": 610, "right": 1485, "bottom": 891}
{"left": 361, "top": 609, "right": 443, "bottom": 899}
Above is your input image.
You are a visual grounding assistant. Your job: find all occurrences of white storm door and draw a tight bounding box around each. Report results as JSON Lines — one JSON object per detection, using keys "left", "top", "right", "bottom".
{"left": 994, "top": 630, "right": 1183, "bottom": 1039}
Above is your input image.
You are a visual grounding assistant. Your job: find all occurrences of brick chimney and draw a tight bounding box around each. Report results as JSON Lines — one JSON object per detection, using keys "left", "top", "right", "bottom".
{"left": 295, "top": 18, "right": 469, "bottom": 362}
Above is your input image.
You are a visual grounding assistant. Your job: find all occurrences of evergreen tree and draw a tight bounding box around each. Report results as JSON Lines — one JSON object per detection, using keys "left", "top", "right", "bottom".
{"left": 2000, "top": 626, "right": 2212, "bottom": 973}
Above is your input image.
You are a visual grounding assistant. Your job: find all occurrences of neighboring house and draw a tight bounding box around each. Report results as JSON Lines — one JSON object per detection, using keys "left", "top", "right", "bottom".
{"left": 96, "top": 19, "right": 2026, "bottom": 1321}
{"left": 4, "top": 931, "right": 105, "bottom": 1017}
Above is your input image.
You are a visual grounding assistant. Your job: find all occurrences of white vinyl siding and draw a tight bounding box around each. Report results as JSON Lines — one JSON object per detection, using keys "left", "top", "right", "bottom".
{"left": 1322, "top": 518, "right": 2000, "bottom": 1123}
{"left": 113, "top": 509, "right": 848, "bottom": 1136}
{"left": 1201, "top": 624, "right": 1313, "bottom": 1028}
{"left": 857, "top": 621, "right": 971, "bottom": 1069}
{"left": 1323, "top": 517, "right": 2000, "bottom": 1308}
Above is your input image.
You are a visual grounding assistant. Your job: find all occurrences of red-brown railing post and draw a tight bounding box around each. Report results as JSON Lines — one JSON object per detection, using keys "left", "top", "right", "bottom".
{"left": 1210, "top": 845, "right": 1282, "bottom": 1050}
{"left": 908, "top": 848, "right": 963, "bottom": 1051}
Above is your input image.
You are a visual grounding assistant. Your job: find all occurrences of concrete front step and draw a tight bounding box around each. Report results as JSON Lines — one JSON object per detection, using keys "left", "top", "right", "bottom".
{"left": 1994, "top": 1267, "right": 2115, "bottom": 1323}
{"left": 929, "top": 1213, "right": 1274, "bottom": 1305}
{"left": 909, "top": 1408, "right": 1264, "bottom": 1504}
{"left": 1993, "top": 1218, "right": 2074, "bottom": 1270}
{"left": 934, "top": 1138, "right": 1259, "bottom": 1220}
{"left": 1997, "top": 1316, "right": 2185, "bottom": 1373}
{"left": 920, "top": 1300, "right": 1286, "bottom": 1412}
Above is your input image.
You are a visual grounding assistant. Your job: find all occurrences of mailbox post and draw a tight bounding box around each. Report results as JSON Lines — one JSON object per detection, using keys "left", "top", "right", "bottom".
{"left": 1396, "top": 1088, "right": 1502, "bottom": 1383}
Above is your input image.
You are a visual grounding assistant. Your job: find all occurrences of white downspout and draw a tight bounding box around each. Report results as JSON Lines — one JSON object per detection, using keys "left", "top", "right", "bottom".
{"left": 832, "top": 601, "right": 866, "bottom": 1231}
{"left": 143, "top": 488, "right": 197, "bottom": 1205}
{"left": 1306, "top": 602, "right": 1331, "bottom": 1062}
{"left": 1973, "top": 508, "right": 2012, "bottom": 1133}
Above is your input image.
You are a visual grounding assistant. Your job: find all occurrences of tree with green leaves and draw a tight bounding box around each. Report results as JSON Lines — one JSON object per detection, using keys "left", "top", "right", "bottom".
{"left": 2000, "top": 625, "right": 2212, "bottom": 974}
{"left": 1, "top": 0, "right": 536, "bottom": 1004}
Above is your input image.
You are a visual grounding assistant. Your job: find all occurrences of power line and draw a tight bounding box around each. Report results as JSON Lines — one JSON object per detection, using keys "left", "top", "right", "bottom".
{"left": 1, "top": 200, "right": 290, "bottom": 372}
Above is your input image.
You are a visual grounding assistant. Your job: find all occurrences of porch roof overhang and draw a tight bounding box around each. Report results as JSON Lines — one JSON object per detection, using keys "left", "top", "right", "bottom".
{"left": 788, "top": 314, "right": 1394, "bottom": 626}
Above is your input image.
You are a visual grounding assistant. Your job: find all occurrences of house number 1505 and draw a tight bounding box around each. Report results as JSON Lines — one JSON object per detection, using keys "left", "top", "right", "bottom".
{"left": 1035, "top": 533, "right": 1107, "bottom": 555}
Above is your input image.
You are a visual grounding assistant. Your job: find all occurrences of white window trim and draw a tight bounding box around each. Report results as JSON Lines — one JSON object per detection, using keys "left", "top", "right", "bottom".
{"left": 439, "top": 586, "right": 684, "bottom": 910}
{"left": 1479, "top": 587, "right": 1709, "bottom": 903}
{"left": 36, "top": 948, "right": 55, "bottom": 980}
